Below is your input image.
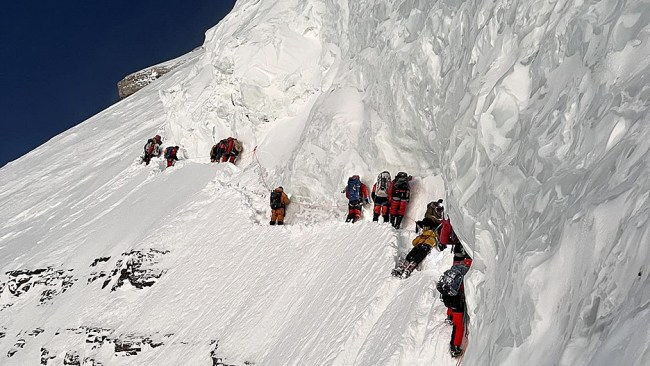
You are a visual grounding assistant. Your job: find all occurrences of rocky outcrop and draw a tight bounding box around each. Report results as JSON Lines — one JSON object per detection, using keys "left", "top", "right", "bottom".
{"left": 101, "top": 249, "right": 169, "bottom": 291}
{"left": 0, "top": 267, "right": 77, "bottom": 309}
{"left": 117, "top": 66, "right": 174, "bottom": 99}
{"left": 116, "top": 47, "right": 202, "bottom": 99}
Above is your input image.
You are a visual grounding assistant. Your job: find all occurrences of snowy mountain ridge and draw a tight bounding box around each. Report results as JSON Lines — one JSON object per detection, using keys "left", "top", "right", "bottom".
{"left": 1, "top": 0, "right": 649, "bottom": 365}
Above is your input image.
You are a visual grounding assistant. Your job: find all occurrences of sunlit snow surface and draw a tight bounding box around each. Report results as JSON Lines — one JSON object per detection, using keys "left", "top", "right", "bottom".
{"left": 1, "top": 0, "right": 649, "bottom": 365}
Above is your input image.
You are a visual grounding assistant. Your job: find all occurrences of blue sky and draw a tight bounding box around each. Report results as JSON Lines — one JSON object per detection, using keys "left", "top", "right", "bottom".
{"left": 0, "top": 1, "right": 237, "bottom": 167}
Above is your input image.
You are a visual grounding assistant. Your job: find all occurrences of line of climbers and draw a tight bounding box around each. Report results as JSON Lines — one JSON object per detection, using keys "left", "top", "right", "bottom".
{"left": 142, "top": 135, "right": 471, "bottom": 358}
{"left": 328, "top": 172, "right": 473, "bottom": 359}
{"left": 341, "top": 171, "right": 412, "bottom": 228}
{"left": 268, "top": 172, "right": 471, "bottom": 357}
{"left": 140, "top": 135, "right": 244, "bottom": 167}
{"left": 390, "top": 209, "right": 472, "bottom": 358}
{"left": 142, "top": 135, "right": 180, "bottom": 167}
{"left": 210, "top": 137, "right": 243, "bottom": 164}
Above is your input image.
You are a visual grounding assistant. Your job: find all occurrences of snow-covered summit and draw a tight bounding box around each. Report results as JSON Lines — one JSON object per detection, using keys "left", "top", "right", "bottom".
{"left": 1, "top": 0, "right": 649, "bottom": 365}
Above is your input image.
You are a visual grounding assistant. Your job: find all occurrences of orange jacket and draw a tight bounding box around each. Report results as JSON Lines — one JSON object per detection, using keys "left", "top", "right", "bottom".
{"left": 412, "top": 229, "right": 438, "bottom": 248}
{"left": 280, "top": 191, "right": 290, "bottom": 206}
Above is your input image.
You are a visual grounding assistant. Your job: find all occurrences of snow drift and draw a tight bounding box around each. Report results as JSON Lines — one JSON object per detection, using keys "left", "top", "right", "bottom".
{"left": 1, "top": 0, "right": 649, "bottom": 365}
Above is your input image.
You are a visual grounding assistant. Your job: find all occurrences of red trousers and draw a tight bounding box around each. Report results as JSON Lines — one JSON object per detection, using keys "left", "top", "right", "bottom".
{"left": 450, "top": 310, "right": 464, "bottom": 347}
{"left": 373, "top": 204, "right": 389, "bottom": 216}
{"left": 348, "top": 207, "right": 361, "bottom": 219}
{"left": 390, "top": 200, "right": 408, "bottom": 216}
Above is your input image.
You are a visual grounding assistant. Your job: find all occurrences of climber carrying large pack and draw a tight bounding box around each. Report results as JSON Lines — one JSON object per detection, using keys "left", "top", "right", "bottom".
{"left": 213, "top": 137, "right": 243, "bottom": 164}
{"left": 210, "top": 140, "right": 227, "bottom": 163}
{"left": 417, "top": 199, "right": 444, "bottom": 233}
{"left": 164, "top": 145, "right": 179, "bottom": 167}
{"left": 391, "top": 218, "right": 439, "bottom": 279}
{"left": 141, "top": 135, "right": 162, "bottom": 165}
{"left": 371, "top": 171, "right": 391, "bottom": 223}
{"left": 388, "top": 172, "right": 411, "bottom": 229}
{"left": 269, "top": 186, "right": 290, "bottom": 225}
{"left": 343, "top": 175, "right": 369, "bottom": 223}
{"left": 437, "top": 262, "right": 470, "bottom": 358}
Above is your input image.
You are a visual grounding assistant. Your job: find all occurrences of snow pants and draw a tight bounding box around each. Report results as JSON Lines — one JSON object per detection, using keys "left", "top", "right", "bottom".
{"left": 389, "top": 199, "right": 408, "bottom": 216}
{"left": 450, "top": 310, "right": 465, "bottom": 347}
{"left": 270, "top": 208, "right": 286, "bottom": 225}
{"left": 404, "top": 244, "right": 431, "bottom": 265}
{"left": 346, "top": 201, "right": 362, "bottom": 222}
{"left": 167, "top": 159, "right": 175, "bottom": 167}
{"left": 373, "top": 196, "right": 389, "bottom": 221}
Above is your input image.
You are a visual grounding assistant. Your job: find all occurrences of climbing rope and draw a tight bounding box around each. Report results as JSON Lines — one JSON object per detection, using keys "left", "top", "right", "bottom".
{"left": 251, "top": 146, "right": 272, "bottom": 191}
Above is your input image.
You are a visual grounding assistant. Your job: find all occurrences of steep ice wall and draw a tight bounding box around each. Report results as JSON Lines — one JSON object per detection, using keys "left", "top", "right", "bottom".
{"left": 0, "top": 0, "right": 648, "bottom": 365}
{"left": 158, "top": 0, "right": 650, "bottom": 364}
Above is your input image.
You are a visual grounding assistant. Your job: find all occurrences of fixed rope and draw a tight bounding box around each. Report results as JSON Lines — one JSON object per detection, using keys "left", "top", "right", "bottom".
{"left": 251, "top": 146, "right": 272, "bottom": 191}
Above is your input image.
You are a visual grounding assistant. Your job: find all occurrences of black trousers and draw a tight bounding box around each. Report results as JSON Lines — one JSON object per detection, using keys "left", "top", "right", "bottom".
{"left": 405, "top": 244, "right": 431, "bottom": 264}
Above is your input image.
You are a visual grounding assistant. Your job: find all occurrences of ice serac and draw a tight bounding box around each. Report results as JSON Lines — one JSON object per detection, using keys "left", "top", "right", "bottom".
{"left": 163, "top": 0, "right": 649, "bottom": 363}
{"left": 0, "top": 0, "right": 649, "bottom": 365}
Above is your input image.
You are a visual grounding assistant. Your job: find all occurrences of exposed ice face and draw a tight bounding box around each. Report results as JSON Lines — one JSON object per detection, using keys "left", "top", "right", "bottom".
{"left": 163, "top": 0, "right": 649, "bottom": 364}
{"left": 0, "top": 0, "right": 647, "bottom": 365}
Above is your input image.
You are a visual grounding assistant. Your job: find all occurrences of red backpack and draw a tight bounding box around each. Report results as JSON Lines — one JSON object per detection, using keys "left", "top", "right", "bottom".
{"left": 440, "top": 218, "right": 459, "bottom": 245}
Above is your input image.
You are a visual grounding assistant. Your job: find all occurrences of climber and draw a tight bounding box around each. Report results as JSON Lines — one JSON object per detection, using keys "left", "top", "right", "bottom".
{"left": 416, "top": 199, "right": 444, "bottom": 233}
{"left": 343, "top": 175, "right": 369, "bottom": 223}
{"left": 269, "top": 186, "right": 290, "bottom": 225}
{"left": 391, "top": 218, "right": 439, "bottom": 278}
{"left": 142, "top": 135, "right": 162, "bottom": 165}
{"left": 210, "top": 141, "right": 225, "bottom": 163}
{"left": 437, "top": 262, "right": 470, "bottom": 358}
{"left": 164, "top": 146, "right": 179, "bottom": 167}
{"left": 371, "top": 171, "right": 391, "bottom": 223}
{"left": 387, "top": 172, "right": 411, "bottom": 229}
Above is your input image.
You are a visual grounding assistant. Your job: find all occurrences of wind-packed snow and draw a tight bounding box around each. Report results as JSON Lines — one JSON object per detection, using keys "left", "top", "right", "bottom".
{"left": 1, "top": 0, "right": 649, "bottom": 365}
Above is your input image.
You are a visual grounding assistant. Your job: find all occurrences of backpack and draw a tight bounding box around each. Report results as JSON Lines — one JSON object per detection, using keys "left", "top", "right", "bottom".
{"left": 144, "top": 139, "right": 155, "bottom": 154}
{"left": 217, "top": 139, "right": 228, "bottom": 152}
{"left": 375, "top": 171, "right": 391, "bottom": 198}
{"left": 270, "top": 191, "right": 283, "bottom": 209}
{"left": 346, "top": 176, "right": 362, "bottom": 202}
{"left": 233, "top": 139, "right": 243, "bottom": 153}
{"left": 436, "top": 264, "right": 469, "bottom": 297}
{"left": 440, "top": 218, "right": 452, "bottom": 244}
{"left": 164, "top": 146, "right": 175, "bottom": 159}
{"left": 391, "top": 172, "right": 410, "bottom": 200}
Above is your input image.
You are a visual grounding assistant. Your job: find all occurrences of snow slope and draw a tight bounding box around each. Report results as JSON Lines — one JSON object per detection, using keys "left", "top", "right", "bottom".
{"left": 1, "top": 0, "right": 649, "bottom": 365}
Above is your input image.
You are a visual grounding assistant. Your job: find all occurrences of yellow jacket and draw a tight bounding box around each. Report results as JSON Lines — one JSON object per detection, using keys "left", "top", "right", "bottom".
{"left": 412, "top": 229, "right": 438, "bottom": 248}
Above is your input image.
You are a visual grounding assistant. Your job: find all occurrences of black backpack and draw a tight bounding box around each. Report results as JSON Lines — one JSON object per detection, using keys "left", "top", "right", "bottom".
{"left": 144, "top": 139, "right": 155, "bottom": 154}
{"left": 436, "top": 264, "right": 469, "bottom": 297}
{"left": 164, "top": 146, "right": 175, "bottom": 159}
{"left": 270, "top": 191, "right": 283, "bottom": 209}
